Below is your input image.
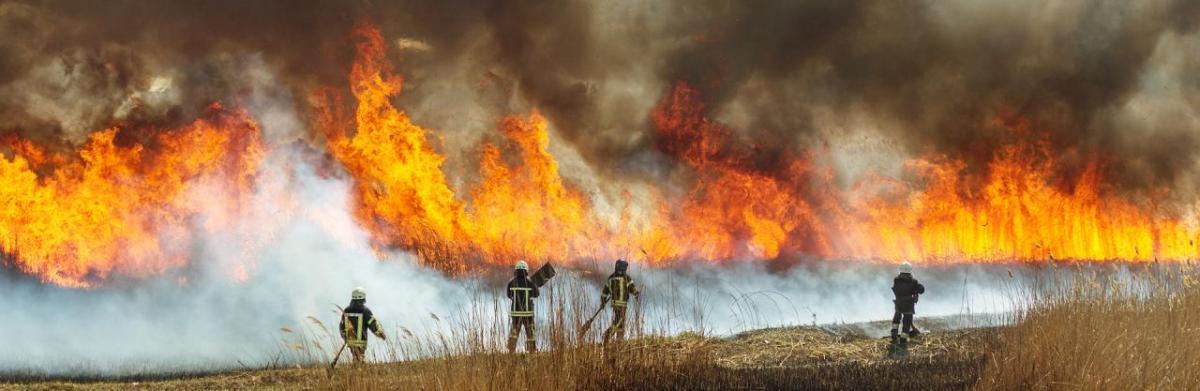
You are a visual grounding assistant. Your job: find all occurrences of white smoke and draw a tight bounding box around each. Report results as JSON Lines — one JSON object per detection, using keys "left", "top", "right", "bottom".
{"left": 0, "top": 165, "right": 1019, "bottom": 377}
{"left": 0, "top": 58, "right": 1019, "bottom": 379}
{"left": 0, "top": 189, "right": 1019, "bottom": 378}
{"left": 0, "top": 57, "right": 471, "bottom": 377}
{"left": 630, "top": 262, "right": 1015, "bottom": 335}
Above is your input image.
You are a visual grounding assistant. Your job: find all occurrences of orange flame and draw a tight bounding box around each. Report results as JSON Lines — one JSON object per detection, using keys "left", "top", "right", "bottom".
{"left": 842, "top": 120, "right": 1200, "bottom": 262}
{"left": 642, "top": 84, "right": 839, "bottom": 261}
{"left": 6, "top": 23, "right": 1198, "bottom": 287}
{"left": 0, "top": 105, "right": 263, "bottom": 287}
{"left": 321, "top": 25, "right": 1199, "bottom": 271}
{"left": 318, "top": 25, "right": 604, "bottom": 268}
{"left": 469, "top": 113, "right": 595, "bottom": 262}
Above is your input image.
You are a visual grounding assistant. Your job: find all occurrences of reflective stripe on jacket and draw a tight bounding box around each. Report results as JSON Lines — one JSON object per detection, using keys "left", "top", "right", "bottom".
{"left": 507, "top": 277, "right": 539, "bottom": 317}
{"left": 340, "top": 302, "right": 379, "bottom": 348}
{"left": 601, "top": 274, "right": 639, "bottom": 308}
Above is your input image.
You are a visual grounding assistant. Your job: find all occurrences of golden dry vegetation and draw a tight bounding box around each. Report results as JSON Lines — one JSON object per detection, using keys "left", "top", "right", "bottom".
{"left": 5, "top": 265, "right": 1197, "bottom": 390}
{"left": 977, "top": 265, "right": 1200, "bottom": 389}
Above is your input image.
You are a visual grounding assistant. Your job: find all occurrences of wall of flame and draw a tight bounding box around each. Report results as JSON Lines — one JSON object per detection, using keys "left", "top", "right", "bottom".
{"left": 1, "top": 25, "right": 1197, "bottom": 288}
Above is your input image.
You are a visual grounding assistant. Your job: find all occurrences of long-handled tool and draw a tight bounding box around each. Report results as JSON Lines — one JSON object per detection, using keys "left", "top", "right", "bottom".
{"left": 326, "top": 340, "right": 347, "bottom": 378}
{"left": 578, "top": 299, "right": 607, "bottom": 335}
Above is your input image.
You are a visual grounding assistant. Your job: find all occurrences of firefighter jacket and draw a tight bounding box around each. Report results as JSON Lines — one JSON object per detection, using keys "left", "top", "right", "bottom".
{"left": 507, "top": 276, "right": 539, "bottom": 317}
{"left": 891, "top": 273, "right": 926, "bottom": 313}
{"left": 601, "top": 273, "right": 640, "bottom": 308}
{"left": 340, "top": 300, "right": 382, "bottom": 348}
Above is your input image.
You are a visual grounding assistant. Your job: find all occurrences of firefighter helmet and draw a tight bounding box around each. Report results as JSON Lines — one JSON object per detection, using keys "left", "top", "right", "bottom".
{"left": 615, "top": 258, "right": 628, "bottom": 272}
{"left": 899, "top": 262, "right": 913, "bottom": 274}
{"left": 515, "top": 260, "right": 529, "bottom": 271}
{"left": 351, "top": 287, "right": 366, "bottom": 300}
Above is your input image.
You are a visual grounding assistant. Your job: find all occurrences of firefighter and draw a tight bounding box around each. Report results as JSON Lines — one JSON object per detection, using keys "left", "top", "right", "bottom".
{"left": 507, "top": 260, "right": 539, "bottom": 353}
{"left": 340, "top": 287, "right": 386, "bottom": 364}
{"left": 890, "top": 262, "right": 925, "bottom": 343}
{"left": 601, "top": 259, "right": 640, "bottom": 345}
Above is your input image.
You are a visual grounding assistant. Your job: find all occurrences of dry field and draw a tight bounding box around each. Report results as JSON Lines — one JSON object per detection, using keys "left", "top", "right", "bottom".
{"left": 2, "top": 321, "right": 995, "bottom": 390}
{"left": 5, "top": 264, "right": 1197, "bottom": 390}
{"left": 978, "top": 264, "right": 1200, "bottom": 389}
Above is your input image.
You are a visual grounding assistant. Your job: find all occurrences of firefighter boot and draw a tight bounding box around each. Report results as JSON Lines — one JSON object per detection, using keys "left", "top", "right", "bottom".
{"left": 526, "top": 339, "right": 536, "bottom": 353}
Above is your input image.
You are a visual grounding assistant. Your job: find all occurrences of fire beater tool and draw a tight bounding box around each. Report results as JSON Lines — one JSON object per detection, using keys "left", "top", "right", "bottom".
{"left": 531, "top": 262, "right": 556, "bottom": 287}
{"left": 578, "top": 298, "right": 608, "bottom": 335}
{"left": 326, "top": 340, "right": 347, "bottom": 377}
{"left": 326, "top": 303, "right": 348, "bottom": 377}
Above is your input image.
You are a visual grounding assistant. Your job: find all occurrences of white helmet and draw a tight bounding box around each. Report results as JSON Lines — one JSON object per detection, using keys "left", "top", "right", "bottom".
{"left": 351, "top": 287, "right": 366, "bottom": 300}
{"left": 899, "top": 262, "right": 913, "bottom": 274}
{"left": 515, "top": 260, "right": 529, "bottom": 271}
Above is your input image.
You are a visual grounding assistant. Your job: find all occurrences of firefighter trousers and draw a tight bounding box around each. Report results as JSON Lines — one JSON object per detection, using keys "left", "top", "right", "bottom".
{"left": 508, "top": 316, "right": 536, "bottom": 353}
{"left": 603, "top": 306, "right": 628, "bottom": 345}
{"left": 891, "top": 311, "right": 917, "bottom": 336}
{"left": 349, "top": 345, "right": 366, "bottom": 364}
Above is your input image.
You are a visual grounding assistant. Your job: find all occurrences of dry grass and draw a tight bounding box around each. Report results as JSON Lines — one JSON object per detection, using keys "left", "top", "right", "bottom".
{"left": 2, "top": 271, "right": 995, "bottom": 390}
{"left": 4, "top": 325, "right": 992, "bottom": 390}
{"left": 977, "top": 264, "right": 1200, "bottom": 389}
{"left": 12, "top": 264, "right": 1198, "bottom": 390}
{"left": 714, "top": 324, "right": 991, "bottom": 368}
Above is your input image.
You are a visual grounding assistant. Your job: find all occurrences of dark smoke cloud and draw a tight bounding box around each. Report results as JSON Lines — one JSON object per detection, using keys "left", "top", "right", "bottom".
{"left": 394, "top": 0, "right": 1199, "bottom": 197}
{"left": 642, "top": 0, "right": 1200, "bottom": 193}
{"left": 0, "top": 0, "right": 359, "bottom": 144}
{"left": 444, "top": 0, "right": 1200, "bottom": 197}
{"left": 1, "top": 0, "right": 1198, "bottom": 196}
{"left": 0, "top": 1, "right": 1195, "bottom": 375}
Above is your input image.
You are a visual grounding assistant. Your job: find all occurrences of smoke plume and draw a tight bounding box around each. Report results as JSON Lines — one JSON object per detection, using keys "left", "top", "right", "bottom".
{"left": 0, "top": 0, "right": 1198, "bottom": 376}
{"left": 4, "top": 0, "right": 1196, "bottom": 189}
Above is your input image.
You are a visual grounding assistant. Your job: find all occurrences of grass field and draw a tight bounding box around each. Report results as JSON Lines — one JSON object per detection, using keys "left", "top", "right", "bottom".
{"left": 3, "top": 319, "right": 996, "bottom": 390}
{"left": 978, "top": 264, "right": 1200, "bottom": 389}
{"left": 4, "top": 263, "right": 1196, "bottom": 390}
